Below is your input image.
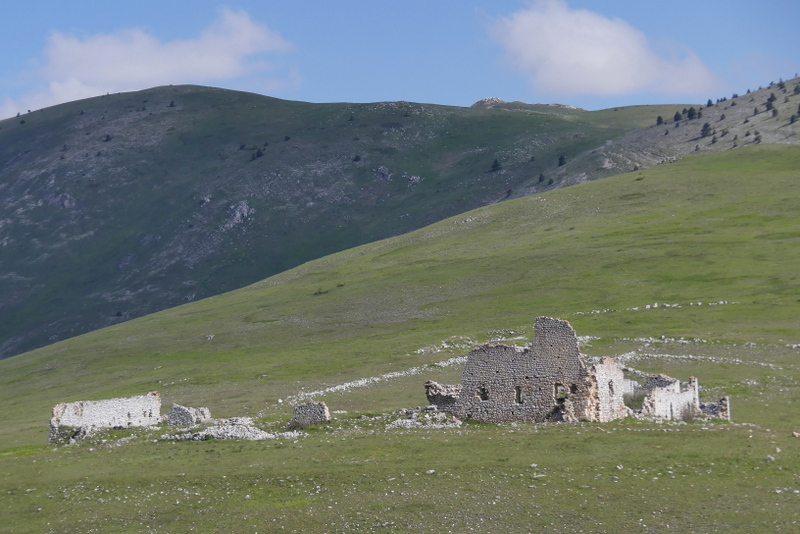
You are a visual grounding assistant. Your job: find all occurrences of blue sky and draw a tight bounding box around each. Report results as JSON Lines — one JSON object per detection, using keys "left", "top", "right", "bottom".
{"left": 1, "top": 0, "right": 798, "bottom": 118}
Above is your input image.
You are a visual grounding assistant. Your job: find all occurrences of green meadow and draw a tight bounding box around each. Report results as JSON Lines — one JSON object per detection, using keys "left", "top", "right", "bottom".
{"left": 1, "top": 145, "right": 799, "bottom": 532}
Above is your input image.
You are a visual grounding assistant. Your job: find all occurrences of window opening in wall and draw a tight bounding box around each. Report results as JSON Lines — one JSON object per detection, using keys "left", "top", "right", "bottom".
{"left": 515, "top": 386, "right": 523, "bottom": 404}
{"left": 569, "top": 384, "right": 578, "bottom": 395}
{"left": 555, "top": 383, "right": 567, "bottom": 402}
{"left": 608, "top": 380, "right": 614, "bottom": 395}
{"left": 478, "top": 386, "right": 489, "bottom": 401}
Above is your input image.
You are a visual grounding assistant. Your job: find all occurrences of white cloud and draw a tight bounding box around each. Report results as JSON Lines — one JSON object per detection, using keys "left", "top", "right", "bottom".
{"left": 1, "top": 9, "right": 294, "bottom": 118}
{"left": 491, "top": 0, "right": 719, "bottom": 97}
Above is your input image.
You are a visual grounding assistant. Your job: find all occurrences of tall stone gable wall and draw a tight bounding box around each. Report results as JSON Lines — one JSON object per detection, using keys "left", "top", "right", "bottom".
{"left": 454, "top": 317, "right": 597, "bottom": 423}
{"left": 50, "top": 392, "right": 162, "bottom": 434}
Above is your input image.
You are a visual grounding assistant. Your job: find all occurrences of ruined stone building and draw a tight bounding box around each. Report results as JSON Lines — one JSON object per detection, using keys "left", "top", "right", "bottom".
{"left": 425, "top": 317, "right": 730, "bottom": 424}
{"left": 49, "top": 391, "right": 162, "bottom": 441}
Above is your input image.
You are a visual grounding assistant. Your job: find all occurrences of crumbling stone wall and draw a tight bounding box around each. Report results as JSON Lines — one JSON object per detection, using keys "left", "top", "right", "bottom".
{"left": 291, "top": 402, "right": 330, "bottom": 427}
{"left": 49, "top": 392, "right": 161, "bottom": 441}
{"left": 700, "top": 396, "right": 731, "bottom": 420}
{"left": 639, "top": 375, "right": 700, "bottom": 420}
{"left": 168, "top": 404, "right": 212, "bottom": 427}
{"left": 424, "top": 381, "right": 462, "bottom": 411}
{"left": 452, "top": 317, "right": 598, "bottom": 423}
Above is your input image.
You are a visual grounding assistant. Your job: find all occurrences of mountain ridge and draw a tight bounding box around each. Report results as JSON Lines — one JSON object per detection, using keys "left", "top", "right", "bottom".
{"left": 1, "top": 78, "right": 798, "bottom": 358}
{"left": 0, "top": 84, "right": 683, "bottom": 358}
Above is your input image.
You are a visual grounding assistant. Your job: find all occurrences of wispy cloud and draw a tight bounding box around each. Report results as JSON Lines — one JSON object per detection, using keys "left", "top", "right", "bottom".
{"left": 491, "top": 0, "right": 719, "bottom": 98}
{"left": 1, "top": 8, "right": 294, "bottom": 119}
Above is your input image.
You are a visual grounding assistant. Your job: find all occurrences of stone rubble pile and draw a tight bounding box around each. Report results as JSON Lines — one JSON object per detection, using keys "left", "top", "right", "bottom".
{"left": 162, "top": 417, "right": 304, "bottom": 442}
{"left": 386, "top": 407, "right": 463, "bottom": 430}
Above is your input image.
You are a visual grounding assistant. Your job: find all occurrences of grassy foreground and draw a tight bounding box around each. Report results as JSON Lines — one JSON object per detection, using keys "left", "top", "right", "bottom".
{"left": 1, "top": 145, "right": 799, "bottom": 532}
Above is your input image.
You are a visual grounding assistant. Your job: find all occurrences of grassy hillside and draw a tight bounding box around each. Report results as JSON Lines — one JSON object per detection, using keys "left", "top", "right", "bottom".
{"left": 533, "top": 77, "right": 800, "bottom": 196}
{"left": 1, "top": 145, "right": 799, "bottom": 532}
{"left": 0, "top": 86, "right": 686, "bottom": 359}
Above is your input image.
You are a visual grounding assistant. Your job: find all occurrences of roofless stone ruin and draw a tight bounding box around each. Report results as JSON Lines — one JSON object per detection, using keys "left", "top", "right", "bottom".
{"left": 425, "top": 316, "right": 730, "bottom": 423}
{"left": 47, "top": 316, "right": 729, "bottom": 444}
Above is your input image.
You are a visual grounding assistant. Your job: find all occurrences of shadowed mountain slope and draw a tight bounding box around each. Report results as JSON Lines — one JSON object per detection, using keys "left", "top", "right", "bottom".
{"left": 0, "top": 85, "right": 684, "bottom": 358}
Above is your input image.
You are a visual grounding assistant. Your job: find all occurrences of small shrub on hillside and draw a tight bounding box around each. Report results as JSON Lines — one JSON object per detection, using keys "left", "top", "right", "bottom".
{"left": 558, "top": 155, "right": 566, "bottom": 166}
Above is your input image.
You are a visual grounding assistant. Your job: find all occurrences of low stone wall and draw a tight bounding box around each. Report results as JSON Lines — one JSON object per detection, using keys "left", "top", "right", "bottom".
{"left": 700, "top": 396, "right": 731, "bottom": 420}
{"left": 291, "top": 402, "right": 330, "bottom": 427}
{"left": 167, "top": 404, "right": 212, "bottom": 427}
{"left": 49, "top": 392, "right": 162, "bottom": 441}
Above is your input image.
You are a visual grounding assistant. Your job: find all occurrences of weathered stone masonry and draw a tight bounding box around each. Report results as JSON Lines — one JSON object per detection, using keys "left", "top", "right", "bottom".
{"left": 49, "top": 391, "right": 162, "bottom": 441}
{"left": 167, "top": 404, "right": 212, "bottom": 427}
{"left": 290, "top": 402, "right": 331, "bottom": 427}
{"left": 426, "top": 316, "right": 730, "bottom": 424}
